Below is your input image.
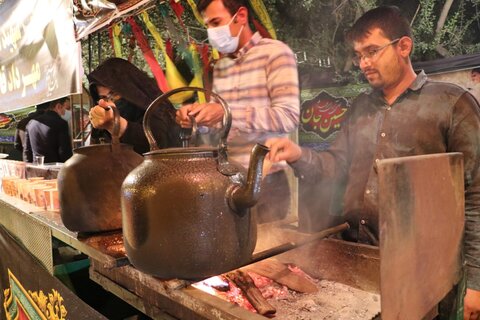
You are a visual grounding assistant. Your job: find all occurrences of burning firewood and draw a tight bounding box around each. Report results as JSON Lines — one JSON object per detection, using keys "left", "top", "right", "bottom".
{"left": 245, "top": 259, "right": 318, "bottom": 294}
{"left": 226, "top": 270, "right": 276, "bottom": 316}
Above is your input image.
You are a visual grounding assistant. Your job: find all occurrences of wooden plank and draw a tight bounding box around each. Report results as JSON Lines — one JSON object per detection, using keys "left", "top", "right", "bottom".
{"left": 378, "top": 153, "right": 464, "bottom": 320}
{"left": 244, "top": 259, "right": 318, "bottom": 293}
{"left": 271, "top": 238, "right": 380, "bottom": 294}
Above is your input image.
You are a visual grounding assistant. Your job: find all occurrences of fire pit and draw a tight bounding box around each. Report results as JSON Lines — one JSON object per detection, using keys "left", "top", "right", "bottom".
{"left": 193, "top": 239, "right": 381, "bottom": 319}
{"left": 90, "top": 237, "right": 381, "bottom": 320}
{"left": 89, "top": 153, "right": 463, "bottom": 320}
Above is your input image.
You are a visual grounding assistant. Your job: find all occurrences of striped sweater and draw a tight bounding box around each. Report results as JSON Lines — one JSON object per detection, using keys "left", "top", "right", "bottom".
{"left": 213, "top": 32, "right": 300, "bottom": 169}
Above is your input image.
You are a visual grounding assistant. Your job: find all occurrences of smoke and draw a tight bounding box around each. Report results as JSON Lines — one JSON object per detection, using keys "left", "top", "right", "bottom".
{"left": 253, "top": 169, "right": 347, "bottom": 258}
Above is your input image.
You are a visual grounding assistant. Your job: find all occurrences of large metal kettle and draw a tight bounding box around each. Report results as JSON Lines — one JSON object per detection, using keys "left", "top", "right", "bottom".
{"left": 58, "top": 106, "right": 143, "bottom": 232}
{"left": 121, "top": 87, "right": 269, "bottom": 279}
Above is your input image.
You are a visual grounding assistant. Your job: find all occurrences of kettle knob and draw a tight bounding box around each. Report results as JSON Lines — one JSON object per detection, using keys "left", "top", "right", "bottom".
{"left": 179, "top": 116, "right": 197, "bottom": 148}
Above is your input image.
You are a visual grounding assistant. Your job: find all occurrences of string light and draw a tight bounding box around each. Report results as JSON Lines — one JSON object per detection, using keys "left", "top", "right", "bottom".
{"left": 295, "top": 51, "right": 332, "bottom": 68}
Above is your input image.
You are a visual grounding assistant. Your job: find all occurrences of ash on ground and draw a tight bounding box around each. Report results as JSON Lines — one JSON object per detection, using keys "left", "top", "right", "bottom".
{"left": 270, "top": 279, "right": 380, "bottom": 320}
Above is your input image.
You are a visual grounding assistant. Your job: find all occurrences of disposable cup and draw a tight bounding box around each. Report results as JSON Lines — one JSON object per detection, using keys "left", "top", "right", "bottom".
{"left": 34, "top": 155, "right": 45, "bottom": 166}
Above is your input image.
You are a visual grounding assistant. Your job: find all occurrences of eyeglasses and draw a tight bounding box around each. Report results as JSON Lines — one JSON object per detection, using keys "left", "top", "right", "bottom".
{"left": 352, "top": 38, "right": 400, "bottom": 67}
{"left": 97, "top": 91, "right": 115, "bottom": 103}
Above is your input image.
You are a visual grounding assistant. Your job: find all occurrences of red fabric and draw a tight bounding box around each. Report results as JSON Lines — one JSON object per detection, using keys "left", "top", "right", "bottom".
{"left": 199, "top": 44, "right": 210, "bottom": 73}
{"left": 252, "top": 17, "right": 272, "bottom": 39}
{"left": 127, "top": 35, "right": 136, "bottom": 63}
{"left": 199, "top": 44, "right": 213, "bottom": 95}
{"left": 107, "top": 27, "right": 115, "bottom": 53}
{"left": 166, "top": 38, "right": 174, "bottom": 61}
{"left": 126, "top": 17, "right": 170, "bottom": 92}
{"left": 169, "top": 0, "right": 186, "bottom": 29}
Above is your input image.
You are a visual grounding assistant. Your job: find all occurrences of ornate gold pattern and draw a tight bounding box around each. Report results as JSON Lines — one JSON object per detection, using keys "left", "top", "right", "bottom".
{"left": 29, "top": 289, "right": 67, "bottom": 320}
{"left": 3, "top": 288, "right": 12, "bottom": 317}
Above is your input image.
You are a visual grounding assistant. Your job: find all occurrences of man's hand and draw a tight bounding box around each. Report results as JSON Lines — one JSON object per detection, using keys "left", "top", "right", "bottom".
{"left": 175, "top": 102, "right": 224, "bottom": 128}
{"left": 265, "top": 137, "right": 302, "bottom": 163}
{"left": 89, "top": 99, "right": 127, "bottom": 136}
{"left": 464, "top": 288, "right": 480, "bottom": 320}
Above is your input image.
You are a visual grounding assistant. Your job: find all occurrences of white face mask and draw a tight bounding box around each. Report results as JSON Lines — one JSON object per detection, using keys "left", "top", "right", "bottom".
{"left": 61, "top": 109, "right": 72, "bottom": 122}
{"left": 207, "top": 12, "right": 244, "bottom": 54}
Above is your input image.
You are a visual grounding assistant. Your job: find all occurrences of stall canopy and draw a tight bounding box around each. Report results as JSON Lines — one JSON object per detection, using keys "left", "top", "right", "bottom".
{"left": 413, "top": 52, "right": 480, "bottom": 75}
{"left": 73, "top": 0, "right": 154, "bottom": 40}
{"left": 0, "top": 0, "right": 82, "bottom": 112}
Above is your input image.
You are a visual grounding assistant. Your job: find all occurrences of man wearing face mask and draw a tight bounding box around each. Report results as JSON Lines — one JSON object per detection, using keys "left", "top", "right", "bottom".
{"left": 24, "top": 97, "right": 73, "bottom": 163}
{"left": 14, "top": 102, "right": 49, "bottom": 162}
{"left": 176, "top": 0, "right": 300, "bottom": 223}
{"left": 87, "top": 58, "right": 181, "bottom": 154}
{"left": 61, "top": 102, "right": 72, "bottom": 123}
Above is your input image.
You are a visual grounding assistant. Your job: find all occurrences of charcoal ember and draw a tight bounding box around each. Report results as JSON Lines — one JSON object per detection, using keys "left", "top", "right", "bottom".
{"left": 261, "top": 283, "right": 290, "bottom": 300}
{"left": 248, "top": 271, "right": 290, "bottom": 299}
{"left": 247, "top": 271, "right": 273, "bottom": 288}
{"left": 287, "top": 263, "right": 316, "bottom": 282}
{"left": 224, "top": 279, "right": 257, "bottom": 313}
{"left": 226, "top": 270, "right": 277, "bottom": 316}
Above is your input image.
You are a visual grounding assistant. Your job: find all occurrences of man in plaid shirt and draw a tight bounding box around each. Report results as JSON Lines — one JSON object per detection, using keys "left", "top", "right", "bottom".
{"left": 176, "top": 0, "right": 300, "bottom": 223}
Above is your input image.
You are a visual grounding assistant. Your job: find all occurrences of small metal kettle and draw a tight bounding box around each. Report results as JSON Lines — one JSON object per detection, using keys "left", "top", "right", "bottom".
{"left": 58, "top": 105, "right": 143, "bottom": 232}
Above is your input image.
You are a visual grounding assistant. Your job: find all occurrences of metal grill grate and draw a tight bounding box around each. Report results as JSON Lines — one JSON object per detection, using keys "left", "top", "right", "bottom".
{"left": 0, "top": 200, "right": 53, "bottom": 274}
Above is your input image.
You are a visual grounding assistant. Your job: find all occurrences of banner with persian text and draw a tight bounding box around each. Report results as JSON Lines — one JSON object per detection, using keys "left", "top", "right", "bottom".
{"left": 0, "top": 0, "right": 82, "bottom": 112}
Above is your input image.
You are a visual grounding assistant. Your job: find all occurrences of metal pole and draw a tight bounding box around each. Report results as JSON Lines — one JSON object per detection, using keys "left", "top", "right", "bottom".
{"left": 88, "top": 35, "right": 92, "bottom": 74}
{"left": 97, "top": 33, "right": 102, "bottom": 64}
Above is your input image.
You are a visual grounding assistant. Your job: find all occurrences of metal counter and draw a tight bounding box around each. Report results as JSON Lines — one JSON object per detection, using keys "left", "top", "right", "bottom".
{"left": 0, "top": 152, "right": 466, "bottom": 320}
{"left": 0, "top": 193, "right": 127, "bottom": 273}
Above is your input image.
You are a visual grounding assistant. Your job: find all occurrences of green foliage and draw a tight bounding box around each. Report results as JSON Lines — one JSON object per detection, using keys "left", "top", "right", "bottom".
{"left": 409, "top": 0, "right": 480, "bottom": 60}
{"left": 439, "top": 1, "right": 480, "bottom": 55}
{"left": 412, "top": 0, "right": 437, "bottom": 57}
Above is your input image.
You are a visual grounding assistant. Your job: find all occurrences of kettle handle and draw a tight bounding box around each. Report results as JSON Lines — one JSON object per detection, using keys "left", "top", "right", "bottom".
{"left": 143, "top": 86, "right": 232, "bottom": 151}
{"left": 108, "top": 104, "right": 121, "bottom": 153}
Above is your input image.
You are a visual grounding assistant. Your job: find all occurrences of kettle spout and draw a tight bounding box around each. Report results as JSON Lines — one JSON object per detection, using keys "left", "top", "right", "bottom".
{"left": 228, "top": 144, "right": 270, "bottom": 213}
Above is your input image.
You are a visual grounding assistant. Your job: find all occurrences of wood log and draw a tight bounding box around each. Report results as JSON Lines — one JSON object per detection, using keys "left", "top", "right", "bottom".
{"left": 226, "top": 270, "right": 276, "bottom": 316}
{"left": 245, "top": 259, "right": 318, "bottom": 293}
{"left": 163, "top": 279, "right": 191, "bottom": 290}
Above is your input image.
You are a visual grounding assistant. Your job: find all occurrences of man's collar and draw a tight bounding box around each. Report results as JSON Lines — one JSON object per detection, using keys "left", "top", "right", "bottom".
{"left": 409, "top": 70, "right": 428, "bottom": 91}
{"left": 371, "top": 70, "right": 428, "bottom": 100}
{"left": 230, "top": 32, "right": 262, "bottom": 59}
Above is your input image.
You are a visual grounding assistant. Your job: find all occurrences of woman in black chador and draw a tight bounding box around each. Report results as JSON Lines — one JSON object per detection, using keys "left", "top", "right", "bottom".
{"left": 87, "top": 58, "right": 181, "bottom": 154}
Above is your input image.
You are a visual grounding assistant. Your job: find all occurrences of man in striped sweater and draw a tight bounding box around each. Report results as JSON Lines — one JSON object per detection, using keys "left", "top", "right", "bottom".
{"left": 176, "top": 0, "right": 300, "bottom": 223}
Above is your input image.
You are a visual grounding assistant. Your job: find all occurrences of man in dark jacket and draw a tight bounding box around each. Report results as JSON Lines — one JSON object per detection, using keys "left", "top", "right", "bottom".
{"left": 266, "top": 6, "right": 480, "bottom": 318}
{"left": 25, "top": 97, "right": 73, "bottom": 163}
{"left": 14, "top": 102, "right": 50, "bottom": 161}
{"left": 87, "top": 58, "right": 181, "bottom": 154}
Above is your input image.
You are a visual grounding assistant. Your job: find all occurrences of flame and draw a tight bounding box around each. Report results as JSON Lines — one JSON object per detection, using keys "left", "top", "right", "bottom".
{"left": 192, "top": 275, "right": 257, "bottom": 312}
{"left": 192, "top": 276, "right": 228, "bottom": 296}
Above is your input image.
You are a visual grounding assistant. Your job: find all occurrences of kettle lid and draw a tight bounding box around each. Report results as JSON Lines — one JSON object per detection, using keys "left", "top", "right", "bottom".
{"left": 73, "top": 142, "right": 135, "bottom": 155}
